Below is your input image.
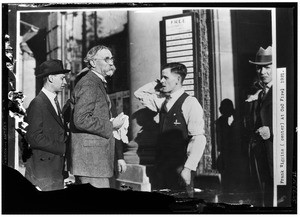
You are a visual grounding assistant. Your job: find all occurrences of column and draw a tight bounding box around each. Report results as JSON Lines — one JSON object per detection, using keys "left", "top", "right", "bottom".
{"left": 126, "top": 9, "right": 181, "bottom": 165}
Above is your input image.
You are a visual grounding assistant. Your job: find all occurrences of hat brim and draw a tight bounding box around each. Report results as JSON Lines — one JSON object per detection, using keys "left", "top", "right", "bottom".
{"left": 36, "top": 69, "right": 71, "bottom": 78}
{"left": 249, "top": 60, "right": 272, "bottom": 66}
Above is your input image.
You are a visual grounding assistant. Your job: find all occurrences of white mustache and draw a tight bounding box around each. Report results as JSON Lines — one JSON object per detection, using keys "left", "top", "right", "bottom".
{"left": 110, "top": 66, "right": 116, "bottom": 71}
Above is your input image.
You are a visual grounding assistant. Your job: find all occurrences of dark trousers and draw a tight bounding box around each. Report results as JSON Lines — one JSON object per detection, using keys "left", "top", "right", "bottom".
{"left": 155, "top": 160, "right": 195, "bottom": 194}
{"left": 249, "top": 138, "right": 273, "bottom": 206}
{"left": 25, "top": 169, "right": 64, "bottom": 191}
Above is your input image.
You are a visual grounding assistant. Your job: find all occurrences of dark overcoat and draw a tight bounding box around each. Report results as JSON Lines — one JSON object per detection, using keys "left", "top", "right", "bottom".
{"left": 69, "top": 71, "right": 115, "bottom": 178}
{"left": 247, "top": 87, "right": 273, "bottom": 198}
{"left": 25, "top": 91, "right": 66, "bottom": 191}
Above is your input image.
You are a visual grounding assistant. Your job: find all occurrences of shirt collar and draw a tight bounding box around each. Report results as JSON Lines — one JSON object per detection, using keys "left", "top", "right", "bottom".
{"left": 91, "top": 69, "right": 107, "bottom": 83}
{"left": 42, "top": 87, "right": 57, "bottom": 100}
{"left": 266, "top": 81, "right": 273, "bottom": 89}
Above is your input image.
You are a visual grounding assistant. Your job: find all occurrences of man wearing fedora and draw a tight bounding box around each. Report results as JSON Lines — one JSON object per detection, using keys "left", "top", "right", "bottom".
{"left": 25, "top": 59, "right": 70, "bottom": 191}
{"left": 245, "top": 46, "right": 273, "bottom": 206}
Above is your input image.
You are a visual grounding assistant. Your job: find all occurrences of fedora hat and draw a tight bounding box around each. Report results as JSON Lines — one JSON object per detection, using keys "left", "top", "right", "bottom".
{"left": 37, "top": 59, "right": 70, "bottom": 78}
{"left": 249, "top": 46, "right": 272, "bottom": 65}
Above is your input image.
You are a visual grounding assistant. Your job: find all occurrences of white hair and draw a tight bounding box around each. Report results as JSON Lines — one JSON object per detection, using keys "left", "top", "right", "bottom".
{"left": 84, "top": 45, "right": 111, "bottom": 68}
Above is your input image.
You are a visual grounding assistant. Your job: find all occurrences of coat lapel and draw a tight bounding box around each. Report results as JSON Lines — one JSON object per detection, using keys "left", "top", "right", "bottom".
{"left": 87, "top": 71, "right": 112, "bottom": 110}
{"left": 39, "top": 91, "right": 64, "bottom": 128}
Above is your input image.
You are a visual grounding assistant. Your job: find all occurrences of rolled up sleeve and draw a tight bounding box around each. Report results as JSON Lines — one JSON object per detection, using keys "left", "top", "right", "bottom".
{"left": 183, "top": 97, "right": 206, "bottom": 171}
{"left": 134, "top": 81, "right": 164, "bottom": 112}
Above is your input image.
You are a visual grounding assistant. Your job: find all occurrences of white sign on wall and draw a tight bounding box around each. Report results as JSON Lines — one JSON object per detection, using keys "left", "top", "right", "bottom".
{"left": 161, "top": 13, "right": 198, "bottom": 97}
{"left": 276, "top": 68, "right": 287, "bottom": 185}
{"left": 165, "top": 16, "right": 192, "bottom": 35}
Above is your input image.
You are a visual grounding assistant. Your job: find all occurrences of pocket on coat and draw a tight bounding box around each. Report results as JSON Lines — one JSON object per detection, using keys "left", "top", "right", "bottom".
{"left": 82, "top": 139, "right": 111, "bottom": 166}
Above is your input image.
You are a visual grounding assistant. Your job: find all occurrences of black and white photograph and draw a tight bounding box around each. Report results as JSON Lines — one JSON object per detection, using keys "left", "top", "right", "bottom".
{"left": 2, "top": 2, "right": 297, "bottom": 214}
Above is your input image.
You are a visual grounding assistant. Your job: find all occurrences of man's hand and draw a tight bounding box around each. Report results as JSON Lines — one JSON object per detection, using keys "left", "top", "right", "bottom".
{"left": 112, "top": 112, "right": 125, "bottom": 130}
{"left": 256, "top": 126, "right": 271, "bottom": 140}
{"left": 118, "top": 159, "right": 127, "bottom": 173}
{"left": 180, "top": 167, "right": 192, "bottom": 185}
{"left": 154, "top": 79, "right": 163, "bottom": 92}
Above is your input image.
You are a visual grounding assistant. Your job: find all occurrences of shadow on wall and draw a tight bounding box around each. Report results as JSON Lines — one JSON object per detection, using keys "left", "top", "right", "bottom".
{"left": 122, "top": 108, "right": 160, "bottom": 184}
{"left": 131, "top": 108, "right": 159, "bottom": 165}
{"left": 215, "top": 99, "right": 249, "bottom": 192}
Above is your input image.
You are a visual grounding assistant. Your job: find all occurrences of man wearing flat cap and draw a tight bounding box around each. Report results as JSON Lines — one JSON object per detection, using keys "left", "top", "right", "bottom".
{"left": 25, "top": 59, "right": 70, "bottom": 191}
{"left": 245, "top": 46, "right": 273, "bottom": 206}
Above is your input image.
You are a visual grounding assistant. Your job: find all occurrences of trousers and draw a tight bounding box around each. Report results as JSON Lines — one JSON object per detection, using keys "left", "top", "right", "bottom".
{"left": 76, "top": 176, "right": 110, "bottom": 188}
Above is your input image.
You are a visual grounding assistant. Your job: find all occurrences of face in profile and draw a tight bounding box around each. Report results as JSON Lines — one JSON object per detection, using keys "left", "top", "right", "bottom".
{"left": 50, "top": 74, "right": 67, "bottom": 92}
{"left": 159, "top": 68, "right": 181, "bottom": 94}
{"left": 256, "top": 64, "right": 272, "bottom": 84}
{"left": 93, "top": 49, "right": 116, "bottom": 77}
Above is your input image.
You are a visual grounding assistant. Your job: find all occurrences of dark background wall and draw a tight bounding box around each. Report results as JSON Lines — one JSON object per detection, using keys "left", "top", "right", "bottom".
{"left": 231, "top": 10, "right": 272, "bottom": 117}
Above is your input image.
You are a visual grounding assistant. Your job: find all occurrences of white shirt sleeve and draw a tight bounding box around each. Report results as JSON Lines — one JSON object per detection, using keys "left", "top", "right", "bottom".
{"left": 134, "top": 81, "right": 165, "bottom": 112}
{"left": 182, "top": 96, "right": 207, "bottom": 171}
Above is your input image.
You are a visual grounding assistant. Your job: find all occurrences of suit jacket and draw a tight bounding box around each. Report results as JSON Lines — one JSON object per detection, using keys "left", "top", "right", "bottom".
{"left": 69, "top": 71, "right": 115, "bottom": 178}
{"left": 25, "top": 91, "right": 66, "bottom": 191}
{"left": 247, "top": 87, "right": 273, "bottom": 182}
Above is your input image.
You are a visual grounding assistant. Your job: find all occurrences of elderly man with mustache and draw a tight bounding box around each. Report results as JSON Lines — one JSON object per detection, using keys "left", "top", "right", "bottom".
{"left": 69, "top": 45, "right": 125, "bottom": 188}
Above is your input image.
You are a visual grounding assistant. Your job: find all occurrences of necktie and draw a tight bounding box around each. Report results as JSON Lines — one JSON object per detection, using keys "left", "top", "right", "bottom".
{"left": 261, "top": 86, "right": 266, "bottom": 99}
{"left": 255, "top": 86, "right": 267, "bottom": 127}
{"left": 54, "top": 96, "right": 63, "bottom": 121}
{"left": 260, "top": 85, "right": 270, "bottom": 104}
{"left": 162, "top": 96, "right": 171, "bottom": 113}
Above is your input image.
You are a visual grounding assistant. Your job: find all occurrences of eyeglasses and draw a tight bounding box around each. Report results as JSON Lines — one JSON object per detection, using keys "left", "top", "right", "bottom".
{"left": 93, "top": 57, "right": 115, "bottom": 64}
